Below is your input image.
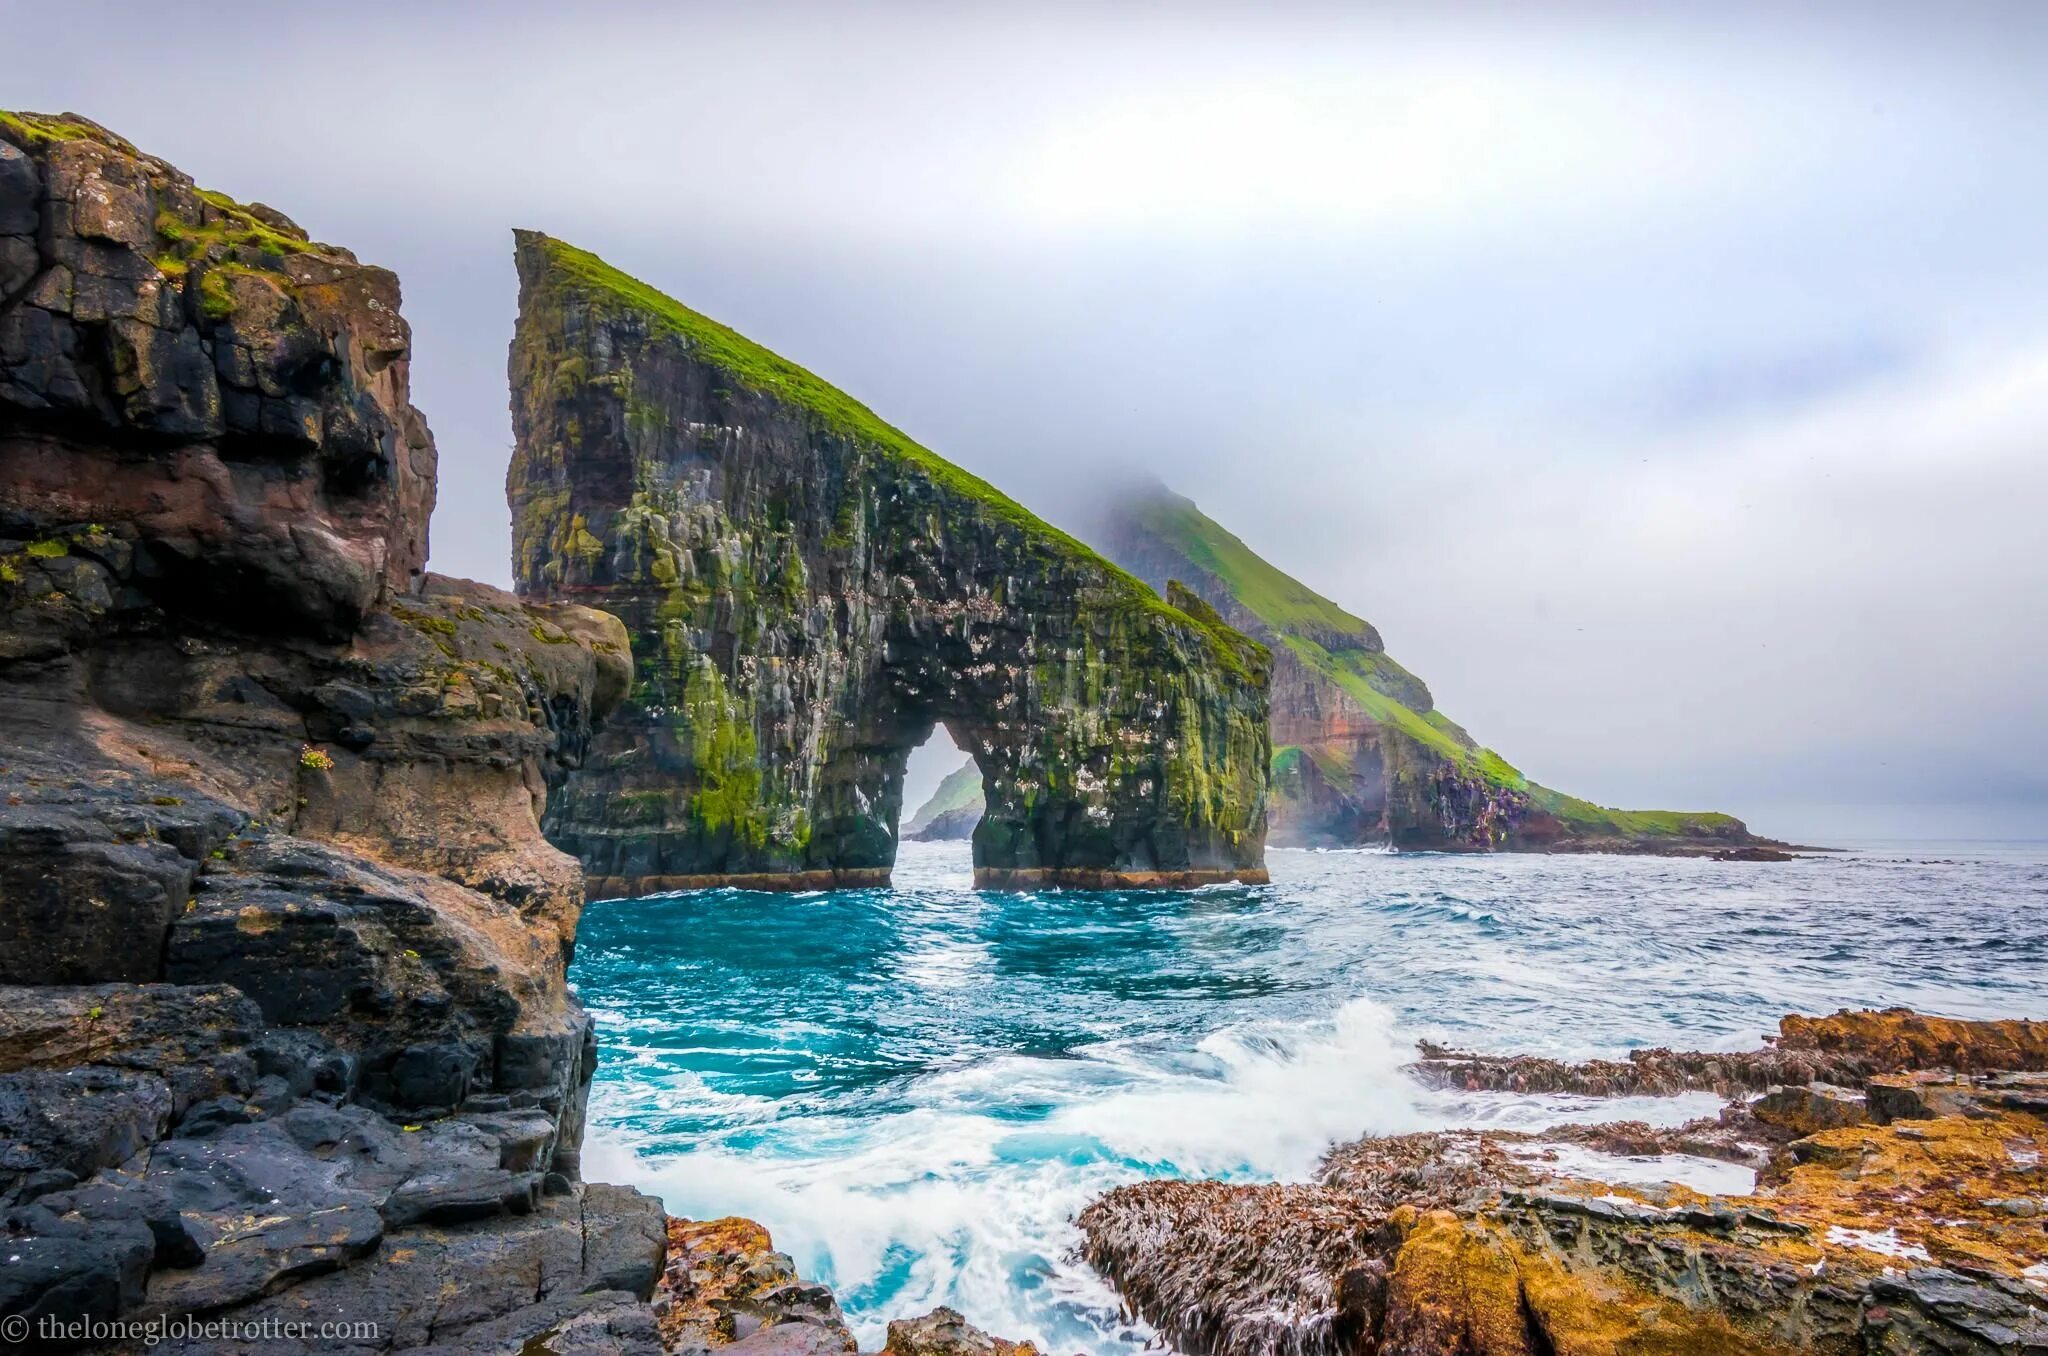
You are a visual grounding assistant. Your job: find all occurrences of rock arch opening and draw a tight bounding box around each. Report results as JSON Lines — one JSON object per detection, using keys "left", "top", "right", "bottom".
{"left": 902, "top": 726, "right": 984, "bottom": 845}
{"left": 508, "top": 231, "right": 1271, "bottom": 895}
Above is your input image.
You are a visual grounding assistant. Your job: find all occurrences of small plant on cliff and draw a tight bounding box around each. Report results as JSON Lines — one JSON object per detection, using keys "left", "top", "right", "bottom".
{"left": 197, "top": 269, "right": 235, "bottom": 321}
{"left": 299, "top": 745, "right": 334, "bottom": 771}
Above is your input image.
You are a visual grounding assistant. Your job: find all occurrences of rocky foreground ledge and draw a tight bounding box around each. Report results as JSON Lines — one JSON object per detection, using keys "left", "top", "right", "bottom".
{"left": 1079, "top": 1009, "right": 2048, "bottom": 1356}
{"left": 0, "top": 110, "right": 1046, "bottom": 1355}
{"left": 0, "top": 107, "right": 661, "bottom": 1351}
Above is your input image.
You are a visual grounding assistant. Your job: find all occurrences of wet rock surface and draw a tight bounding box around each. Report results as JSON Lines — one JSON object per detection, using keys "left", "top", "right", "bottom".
{"left": 879, "top": 1307, "right": 1041, "bottom": 1356}
{"left": 0, "top": 110, "right": 655, "bottom": 1350}
{"left": 652, "top": 1217, "right": 1035, "bottom": 1356}
{"left": 1078, "top": 1008, "right": 2048, "bottom": 1355}
{"left": 507, "top": 233, "right": 1271, "bottom": 894}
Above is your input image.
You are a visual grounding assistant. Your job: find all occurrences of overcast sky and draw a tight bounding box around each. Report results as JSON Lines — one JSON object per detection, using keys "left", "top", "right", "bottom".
{"left": 12, "top": 1, "right": 2045, "bottom": 840}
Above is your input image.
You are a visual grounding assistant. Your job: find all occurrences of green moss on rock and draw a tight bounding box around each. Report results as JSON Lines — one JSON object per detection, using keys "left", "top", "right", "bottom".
{"left": 508, "top": 234, "right": 1271, "bottom": 889}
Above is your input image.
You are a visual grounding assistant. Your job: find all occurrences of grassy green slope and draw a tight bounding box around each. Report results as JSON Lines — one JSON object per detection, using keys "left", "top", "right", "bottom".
{"left": 1130, "top": 493, "right": 1380, "bottom": 640}
{"left": 525, "top": 234, "right": 1258, "bottom": 664}
{"left": 905, "top": 761, "right": 984, "bottom": 833}
{"left": 1124, "top": 491, "right": 1741, "bottom": 840}
{"left": 1123, "top": 493, "right": 1489, "bottom": 769}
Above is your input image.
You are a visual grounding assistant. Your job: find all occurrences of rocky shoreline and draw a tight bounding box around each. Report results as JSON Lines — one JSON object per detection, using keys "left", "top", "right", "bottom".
{"left": 0, "top": 111, "right": 1039, "bottom": 1355}
{"left": 1078, "top": 1009, "right": 2048, "bottom": 1355}
{"left": 4, "top": 106, "right": 2032, "bottom": 1356}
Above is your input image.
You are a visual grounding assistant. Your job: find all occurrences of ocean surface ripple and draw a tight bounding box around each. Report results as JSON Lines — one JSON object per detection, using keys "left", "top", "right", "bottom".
{"left": 572, "top": 839, "right": 2048, "bottom": 1352}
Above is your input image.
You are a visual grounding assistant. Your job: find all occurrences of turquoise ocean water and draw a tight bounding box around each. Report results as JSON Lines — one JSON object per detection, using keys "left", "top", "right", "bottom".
{"left": 572, "top": 839, "right": 2048, "bottom": 1351}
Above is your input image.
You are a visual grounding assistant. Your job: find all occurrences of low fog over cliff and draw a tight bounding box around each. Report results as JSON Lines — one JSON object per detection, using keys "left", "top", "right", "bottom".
{"left": 16, "top": 0, "right": 2043, "bottom": 840}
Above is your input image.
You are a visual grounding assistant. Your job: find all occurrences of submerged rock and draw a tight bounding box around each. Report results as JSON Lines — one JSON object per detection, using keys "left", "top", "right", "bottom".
{"left": 1078, "top": 1010, "right": 2048, "bottom": 1355}
{"left": 1715, "top": 845, "right": 1796, "bottom": 861}
{"left": 507, "top": 234, "right": 1271, "bottom": 894}
{"left": 1089, "top": 483, "right": 1789, "bottom": 855}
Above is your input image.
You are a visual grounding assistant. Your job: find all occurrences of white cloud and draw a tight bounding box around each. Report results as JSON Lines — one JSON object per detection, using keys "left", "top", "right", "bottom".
{"left": 11, "top": 0, "right": 2046, "bottom": 837}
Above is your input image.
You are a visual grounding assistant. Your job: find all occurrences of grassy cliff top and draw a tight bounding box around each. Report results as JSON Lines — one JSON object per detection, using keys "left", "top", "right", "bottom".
{"left": 3, "top": 109, "right": 340, "bottom": 272}
{"left": 0, "top": 109, "right": 125, "bottom": 150}
{"left": 1113, "top": 484, "right": 1749, "bottom": 837}
{"left": 517, "top": 232, "right": 1255, "bottom": 661}
{"left": 1122, "top": 487, "right": 1382, "bottom": 644}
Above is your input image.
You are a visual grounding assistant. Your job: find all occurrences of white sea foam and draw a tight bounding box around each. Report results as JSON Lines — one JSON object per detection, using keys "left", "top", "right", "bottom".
{"left": 577, "top": 840, "right": 2048, "bottom": 1353}
{"left": 588, "top": 995, "right": 1430, "bottom": 1349}
{"left": 1521, "top": 1144, "right": 1757, "bottom": 1196}
{"left": 588, "top": 994, "right": 1748, "bottom": 1350}
{"left": 1826, "top": 1225, "right": 1932, "bottom": 1262}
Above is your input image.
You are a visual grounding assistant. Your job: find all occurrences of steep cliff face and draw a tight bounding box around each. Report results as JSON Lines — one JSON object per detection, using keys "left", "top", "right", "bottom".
{"left": 0, "top": 112, "right": 435, "bottom": 640}
{"left": 508, "top": 234, "right": 1270, "bottom": 894}
{"left": 1094, "top": 485, "right": 1767, "bottom": 854}
{"left": 0, "top": 113, "right": 664, "bottom": 1349}
{"left": 905, "top": 762, "right": 984, "bottom": 841}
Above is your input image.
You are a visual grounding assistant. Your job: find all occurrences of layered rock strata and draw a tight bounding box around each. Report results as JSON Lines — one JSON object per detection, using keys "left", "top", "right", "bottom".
{"left": 507, "top": 234, "right": 1270, "bottom": 895}
{"left": 1079, "top": 1008, "right": 2048, "bottom": 1356}
{"left": 0, "top": 111, "right": 661, "bottom": 1352}
{"left": 1090, "top": 484, "right": 1785, "bottom": 854}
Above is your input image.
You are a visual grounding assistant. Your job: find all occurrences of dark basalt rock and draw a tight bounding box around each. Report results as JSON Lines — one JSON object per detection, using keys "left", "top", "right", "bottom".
{"left": 0, "top": 110, "right": 661, "bottom": 1350}
{"left": 507, "top": 233, "right": 1271, "bottom": 893}
{"left": 910, "top": 806, "right": 982, "bottom": 842}
{"left": 0, "top": 112, "right": 434, "bottom": 641}
{"left": 1716, "top": 844, "right": 1796, "bottom": 861}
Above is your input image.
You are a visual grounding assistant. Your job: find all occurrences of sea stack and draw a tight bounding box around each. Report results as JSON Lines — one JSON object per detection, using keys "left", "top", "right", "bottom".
{"left": 506, "top": 233, "right": 1272, "bottom": 895}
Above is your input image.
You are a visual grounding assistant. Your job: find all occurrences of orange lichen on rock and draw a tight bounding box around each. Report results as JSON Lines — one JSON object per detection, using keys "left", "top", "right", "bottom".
{"left": 1377, "top": 1204, "right": 1820, "bottom": 1356}
{"left": 1778, "top": 1007, "right": 2048, "bottom": 1073}
{"left": 1508, "top": 1239, "right": 1813, "bottom": 1356}
{"left": 655, "top": 1215, "right": 856, "bottom": 1353}
{"left": 1757, "top": 1110, "right": 2048, "bottom": 1279}
{"left": 1382, "top": 1208, "right": 1530, "bottom": 1356}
